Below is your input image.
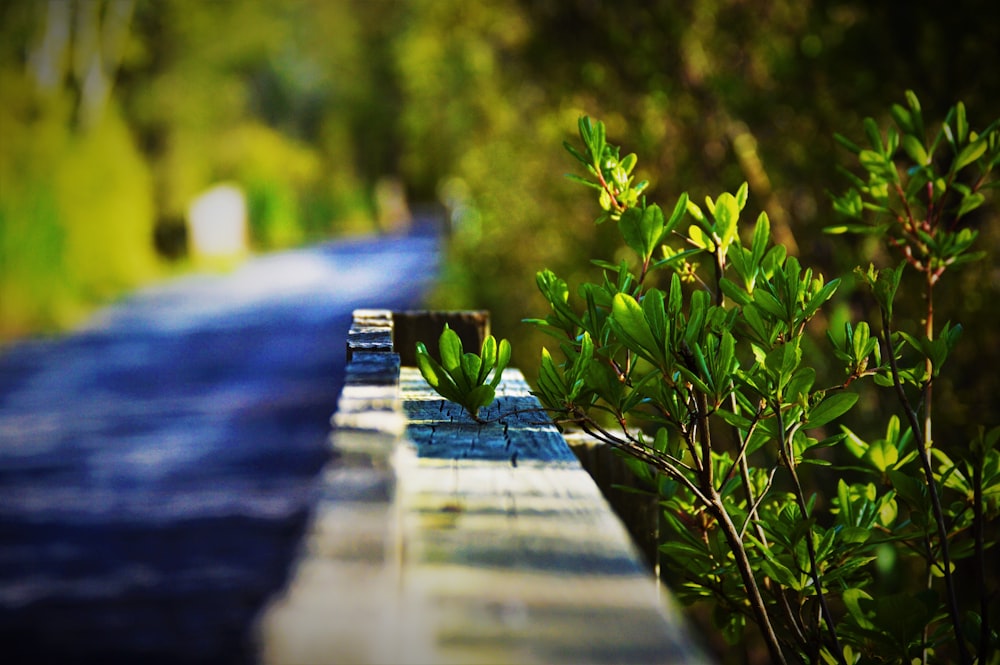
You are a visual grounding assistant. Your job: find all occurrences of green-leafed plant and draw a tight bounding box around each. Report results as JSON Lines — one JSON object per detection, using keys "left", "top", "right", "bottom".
{"left": 415, "top": 323, "right": 511, "bottom": 422}
{"left": 418, "top": 99, "right": 1000, "bottom": 664}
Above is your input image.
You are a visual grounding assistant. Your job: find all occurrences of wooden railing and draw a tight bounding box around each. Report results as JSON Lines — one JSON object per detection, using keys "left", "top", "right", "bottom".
{"left": 255, "top": 310, "right": 710, "bottom": 665}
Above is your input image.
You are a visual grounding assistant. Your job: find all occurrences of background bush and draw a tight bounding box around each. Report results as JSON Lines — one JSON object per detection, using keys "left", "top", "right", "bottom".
{"left": 2, "top": 0, "right": 998, "bottom": 432}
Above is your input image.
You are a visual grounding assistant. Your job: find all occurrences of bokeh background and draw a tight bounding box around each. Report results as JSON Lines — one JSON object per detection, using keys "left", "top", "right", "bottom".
{"left": 2, "top": 0, "right": 999, "bottom": 440}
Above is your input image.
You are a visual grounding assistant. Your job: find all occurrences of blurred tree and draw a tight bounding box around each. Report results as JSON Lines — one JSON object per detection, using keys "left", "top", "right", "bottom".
{"left": 1, "top": 0, "right": 159, "bottom": 336}
{"left": 3, "top": 0, "right": 998, "bottom": 442}
{"left": 1, "top": 0, "right": 403, "bottom": 338}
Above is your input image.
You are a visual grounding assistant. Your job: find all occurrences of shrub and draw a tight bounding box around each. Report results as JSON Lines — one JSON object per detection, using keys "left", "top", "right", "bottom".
{"left": 419, "top": 95, "right": 1000, "bottom": 664}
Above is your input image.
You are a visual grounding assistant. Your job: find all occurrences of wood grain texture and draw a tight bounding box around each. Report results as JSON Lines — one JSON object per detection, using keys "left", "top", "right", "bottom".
{"left": 257, "top": 310, "right": 710, "bottom": 665}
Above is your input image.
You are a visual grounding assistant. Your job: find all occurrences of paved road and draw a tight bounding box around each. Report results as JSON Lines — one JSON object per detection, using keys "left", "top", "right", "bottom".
{"left": 0, "top": 229, "right": 440, "bottom": 664}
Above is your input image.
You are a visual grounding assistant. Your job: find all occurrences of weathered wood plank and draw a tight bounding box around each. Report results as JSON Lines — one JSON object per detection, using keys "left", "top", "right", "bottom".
{"left": 256, "top": 310, "right": 710, "bottom": 665}
{"left": 258, "top": 310, "right": 402, "bottom": 665}
{"left": 394, "top": 367, "right": 706, "bottom": 664}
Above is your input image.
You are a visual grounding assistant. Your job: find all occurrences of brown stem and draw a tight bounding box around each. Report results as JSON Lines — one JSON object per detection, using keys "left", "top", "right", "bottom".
{"left": 713, "top": 247, "right": 725, "bottom": 308}
{"left": 923, "top": 270, "right": 934, "bottom": 450}
{"left": 708, "top": 489, "right": 789, "bottom": 665}
{"left": 576, "top": 414, "right": 709, "bottom": 506}
{"left": 696, "top": 390, "right": 713, "bottom": 493}
{"left": 775, "top": 409, "right": 845, "bottom": 663}
{"left": 586, "top": 397, "right": 787, "bottom": 662}
{"left": 594, "top": 167, "right": 626, "bottom": 214}
{"left": 688, "top": 375, "right": 788, "bottom": 662}
{"left": 974, "top": 457, "right": 990, "bottom": 662}
{"left": 880, "top": 308, "right": 971, "bottom": 665}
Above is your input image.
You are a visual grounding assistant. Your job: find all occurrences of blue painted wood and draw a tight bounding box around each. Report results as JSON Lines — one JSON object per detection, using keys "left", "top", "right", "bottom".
{"left": 404, "top": 394, "right": 579, "bottom": 463}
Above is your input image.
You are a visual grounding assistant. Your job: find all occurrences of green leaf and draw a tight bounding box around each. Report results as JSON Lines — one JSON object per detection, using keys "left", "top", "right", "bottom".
{"left": 611, "top": 293, "right": 659, "bottom": 358}
{"left": 713, "top": 192, "right": 740, "bottom": 252}
{"left": 890, "top": 103, "right": 913, "bottom": 134}
{"left": 415, "top": 344, "right": 464, "bottom": 403}
{"left": 667, "top": 272, "right": 683, "bottom": 322}
{"left": 734, "top": 181, "right": 749, "bottom": 209}
{"left": 536, "top": 347, "right": 566, "bottom": 408}
{"left": 859, "top": 149, "right": 887, "bottom": 172}
{"left": 865, "top": 439, "right": 899, "bottom": 472}
{"left": 685, "top": 198, "right": 705, "bottom": 223}
{"left": 479, "top": 335, "right": 497, "bottom": 383}
{"left": 563, "top": 140, "right": 589, "bottom": 165}
{"left": 886, "top": 125, "right": 899, "bottom": 155}
{"left": 751, "top": 212, "right": 770, "bottom": 267}
{"left": 651, "top": 247, "right": 701, "bottom": 270}
{"left": 807, "top": 391, "right": 858, "bottom": 428}
{"left": 535, "top": 269, "right": 582, "bottom": 333}
{"left": 620, "top": 152, "right": 637, "bottom": 174}
{"left": 664, "top": 192, "right": 689, "bottom": 235}
{"left": 955, "top": 101, "right": 969, "bottom": 143}
{"left": 578, "top": 116, "right": 593, "bottom": 144}
{"left": 461, "top": 352, "right": 482, "bottom": 388}
{"left": 863, "top": 117, "right": 884, "bottom": 153}
{"left": 464, "top": 384, "right": 495, "bottom": 414}
{"left": 675, "top": 362, "right": 713, "bottom": 396}
{"left": 831, "top": 189, "right": 864, "bottom": 220}
{"left": 902, "top": 135, "right": 929, "bottom": 165}
{"left": 641, "top": 288, "right": 667, "bottom": 350}
{"left": 620, "top": 204, "right": 668, "bottom": 261}
{"left": 804, "top": 278, "right": 840, "bottom": 317}
{"left": 492, "top": 338, "right": 512, "bottom": 388}
{"left": 618, "top": 207, "right": 647, "bottom": 257}
{"left": 842, "top": 587, "right": 875, "bottom": 630}
{"left": 834, "top": 132, "right": 862, "bottom": 154}
{"left": 786, "top": 367, "right": 816, "bottom": 402}
{"left": 765, "top": 341, "right": 800, "bottom": 386}
{"left": 954, "top": 137, "right": 987, "bottom": 171}
{"left": 415, "top": 342, "right": 442, "bottom": 389}
{"left": 905, "top": 90, "right": 925, "bottom": 138}
{"left": 684, "top": 290, "right": 710, "bottom": 348}
{"left": 688, "top": 224, "right": 714, "bottom": 251}
{"left": 572, "top": 332, "right": 594, "bottom": 383}
{"left": 563, "top": 172, "right": 602, "bottom": 190}
{"left": 873, "top": 264, "right": 904, "bottom": 316}
{"left": 752, "top": 289, "right": 787, "bottom": 322}
{"left": 957, "top": 192, "right": 985, "bottom": 218}
{"left": 720, "top": 277, "right": 751, "bottom": 306}
{"left": 728, "top": 245, "right": 751, "bottom": 283}
{"left": 710, "top": 331, "right": 737, "bottom": 396}
{"left": 717, "top": 407, "right": 753, "bottom": 430}
{"left": 836, "top": 478, "right": 854, "bottom": 524}
{"left": 756, "top": 554, "right": 802, "bottom": 590}
{"left": 439, "top": 324, "right": 464, "bottom": 373}
{"left": 643, "top": 203, "right": 666, "bottom": 253}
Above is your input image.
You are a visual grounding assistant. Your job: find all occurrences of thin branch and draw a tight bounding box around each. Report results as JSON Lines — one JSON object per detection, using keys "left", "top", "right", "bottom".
{"left": 880, "top": 307, "right": 971, "bottom": 665}
{"left": 707, "top": 487, "right": 789, "bottom": 665}
{"left": 775, "top": 407, "right": 845, "bottom": 663}
{"left": 739, "top": 466, "right": 778, "bottom": 539}
{"left": 576, "top": 415, "right": 708, "bottom": 506}
{"left": 974, "top": 456, "right": 991, "bottom": 662}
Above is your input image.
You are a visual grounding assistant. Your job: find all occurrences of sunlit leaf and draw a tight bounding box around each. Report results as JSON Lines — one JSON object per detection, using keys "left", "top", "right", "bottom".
{"left": 807, "top": 391, "right": 858, "bottom": 428}
{"left": 954, "top": 137, "right": 987, "bottom": 171}
{"left": 902, "top": 135, "right": 929, "bottom": 165}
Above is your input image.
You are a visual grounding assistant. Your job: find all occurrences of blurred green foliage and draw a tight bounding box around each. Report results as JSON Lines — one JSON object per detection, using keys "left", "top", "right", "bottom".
{"left": 395, "top": 0, "right": 1000, "bottom": 445}
{"left": 1, "top": 0, "right": 998, "bottom": 446}
{"left": 0, "top": 0, "right": 401, "bottom": 339}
